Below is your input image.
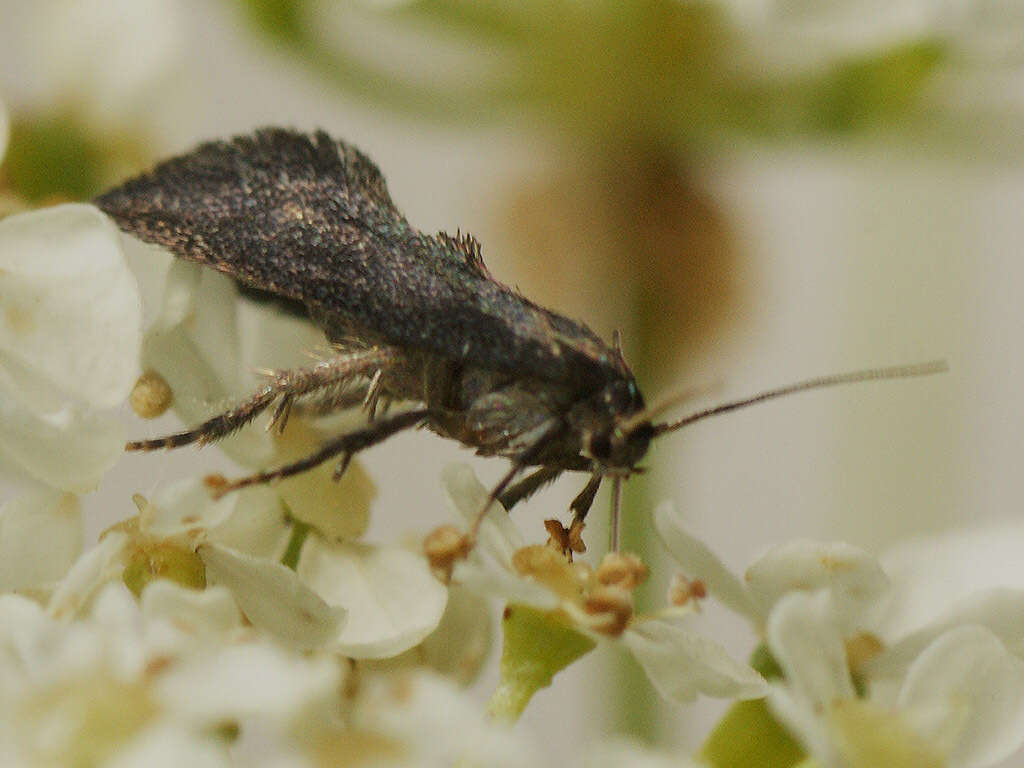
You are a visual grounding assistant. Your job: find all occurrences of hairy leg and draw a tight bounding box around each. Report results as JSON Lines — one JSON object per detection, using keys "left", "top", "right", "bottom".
{"left": 206, "top": 407, "right": 432, "bottom": 496}
{"left": 127, "top": 347, "right": 395, "bottom": 451}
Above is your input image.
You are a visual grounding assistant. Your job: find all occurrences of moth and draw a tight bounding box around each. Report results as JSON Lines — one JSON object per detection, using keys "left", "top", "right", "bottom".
{"left": 95, "top": 128, "right": 944, "bottom": 550}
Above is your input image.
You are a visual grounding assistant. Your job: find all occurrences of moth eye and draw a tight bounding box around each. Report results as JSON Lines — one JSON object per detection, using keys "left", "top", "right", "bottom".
{"left": 589, "top": 433, "right": 612, "bottom": 460}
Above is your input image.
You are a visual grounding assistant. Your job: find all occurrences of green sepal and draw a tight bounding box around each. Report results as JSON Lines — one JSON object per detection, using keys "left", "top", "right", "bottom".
{"left": 699, "top": 698, "right": 805, "bottom": 768}
{"left": 487, "top": 604, "right": 596, "bottom": 722}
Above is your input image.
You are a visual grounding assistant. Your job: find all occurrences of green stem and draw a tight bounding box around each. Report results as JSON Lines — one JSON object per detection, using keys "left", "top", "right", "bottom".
{"left": 280, "top": 518, "right": 311, "bottom": 571}
{"left": 487, "top": 605, "right": 596, "bottom": 723}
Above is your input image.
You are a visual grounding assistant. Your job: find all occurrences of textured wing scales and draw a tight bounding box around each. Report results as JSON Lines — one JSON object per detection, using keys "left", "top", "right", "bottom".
{"left": 95, "top": 128, "right": 621, "bottom": 391}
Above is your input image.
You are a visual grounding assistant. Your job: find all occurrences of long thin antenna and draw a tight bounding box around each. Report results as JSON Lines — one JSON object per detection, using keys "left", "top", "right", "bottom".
{"left": 652, "top": 360, "right": 947, "bottom": 437}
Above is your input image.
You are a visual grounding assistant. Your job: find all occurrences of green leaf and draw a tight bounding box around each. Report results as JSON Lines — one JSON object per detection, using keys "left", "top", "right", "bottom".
{"left": 487, "top": 604, "right": 596, "bottom": 722}
{"left": 700, "top": 699, "right": 805, "bottom": 768}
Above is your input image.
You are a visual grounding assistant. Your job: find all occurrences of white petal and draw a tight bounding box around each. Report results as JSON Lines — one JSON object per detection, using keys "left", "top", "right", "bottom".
{"left": 107, "top": 723, "right": 230, "bottom": 768}
{"left": 899, "top": 625, "right": 1024, "bottom": 768}
{"left": 0, "top": 395, "right": 124, "bottom": 492}
{"left": 0, "top": 204, "right": 142, "bottom": 407}
{"left": 198, "top": 543, "right": 344, "bottom": 649}
{"left": 441, "top": 464, "right": 524, "bottom": 566}
{"left": 357, "top": 671, "right": 541, "bottom": 768}
{"left": 652, "top": 501, "right": 760, "bottom": 623}
{"left": 236, "top": 291, "right": 329, "bottom": 373}
{"left": 881, "top": 520, "right": 1024, "bottom": 639}
{"left": 276, "top": 450, "right": 372, "bottom": 542}
{"left": 156, "top": 641, "right": 339, "bottom": 724}
{"left": 767, "top": 590, "right": 856, "bottom": 710}
{"left": 140, "top": 581, "right": 242, "bottom": 635}
{"left": 48, "top": 531, "right": 128, "bottom": 619}
{"left": 297, "top": 537, "right": 447, "bottom": 658}
{"left": 450, "top": 556, "right": 561, "bottom": 611}
{"left": 120, "top": 238, "right": 175, "bottom": 332}
{"left": 767, "top": 683, "right": 838, "bottom": 766}
{"left": 141, "top": 267, "right": 279, "bottom": 466}
{"left": 208, "top": 486, "right": 290, "bottom": 560}
{"left": 621, "top": 618, "right": 768, "bottom": 704}
{"left": 0, "top": 489, "right": 82, "bottom": 591}
{"left": 418, "top": 585, "right": 492, "bottom": 684}
{"left": 143, "top": 477, "right": 237, "bottom": 537}
{"left": 0, "top": 593, "right": 51, "bottom": 688}
{"left": 872, "top": 589, "right": 1024, "bottom": 680}
{"left": 746, "top": 540, "right": 889, "bottom": 635}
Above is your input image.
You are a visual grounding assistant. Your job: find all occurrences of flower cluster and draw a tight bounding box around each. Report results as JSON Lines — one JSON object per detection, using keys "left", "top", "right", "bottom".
{"left": 5, "top": 96, "right": 1024, "bottom": 767}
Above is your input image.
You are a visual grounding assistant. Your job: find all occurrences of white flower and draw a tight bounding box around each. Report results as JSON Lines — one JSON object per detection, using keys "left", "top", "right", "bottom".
{"left": 442, "top": 464, "right": 768, "bottom": 705}
{"left": 653, "top": 502, "right": 889, "bottom": 638}
{"left": 52, "top": 475, "right": 447, "bottom": 657}
{"left": 0, "top": 203, "right": 141, "bottom": 491}
{"left": 0, "top": 584, "right": 340, "bottom": 768}
{"left": 767, "top": 590, "right": 1024, "bottom": 768}
{"left": 347, "top": 670, "right": 543, "bottom": 768}
{"left": 0, "top": 488, "right": 81, "bottom": 594}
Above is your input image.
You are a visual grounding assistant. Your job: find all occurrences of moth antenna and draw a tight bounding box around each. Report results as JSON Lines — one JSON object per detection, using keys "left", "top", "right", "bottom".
{"left": 612, "top": 329, "right": 623, "bottom": 356}
{"left": 651, "top": 360, "right": 948, "bottom": 437}
{"left": 619, "top": 384, "right": 717, "bottom": 434}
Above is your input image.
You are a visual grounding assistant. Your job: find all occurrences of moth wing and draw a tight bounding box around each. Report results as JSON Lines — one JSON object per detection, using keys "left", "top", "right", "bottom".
{"left": 96, "top": 129, "right": 618, "bottom": 390}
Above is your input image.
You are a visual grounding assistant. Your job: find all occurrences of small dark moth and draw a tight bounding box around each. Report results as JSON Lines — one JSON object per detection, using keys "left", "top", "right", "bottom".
{"left": 95, "top": 128, "right": 944, "bottom": 550}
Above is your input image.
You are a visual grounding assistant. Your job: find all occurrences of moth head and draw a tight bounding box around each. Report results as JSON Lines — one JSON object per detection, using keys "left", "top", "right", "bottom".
{"left": 578, "top": 379, "right": 653, "bottom": 470}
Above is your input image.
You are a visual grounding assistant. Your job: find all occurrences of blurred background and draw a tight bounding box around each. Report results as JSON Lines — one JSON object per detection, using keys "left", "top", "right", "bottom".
{"left": 1, "top": 0, "right": 1022, "bottom": 758}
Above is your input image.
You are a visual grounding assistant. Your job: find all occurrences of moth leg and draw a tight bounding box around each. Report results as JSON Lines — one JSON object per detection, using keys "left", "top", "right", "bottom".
{"left": 205, "top": 407, "right": 431, "bottom": 496}
{"left": 569, "top": 473, "right": 603, "bottom": 525}
{"left": 468, "top": 423, "right": 564, "bottom": 542}
{"left": 126, "top": 347, "right": 395, "bottom": 451}
{"left": 497, "top": 466, "right": 564, "bottom": 510}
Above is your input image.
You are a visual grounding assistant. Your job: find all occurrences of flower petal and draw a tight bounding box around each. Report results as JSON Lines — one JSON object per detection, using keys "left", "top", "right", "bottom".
{"left": 198, "top": 543, "right": 344, "bottom": 650}
{"left": 297, "top": 537, "right": 447, "bottom": 658}
{"left": 276, "top": 443, "right": 373, "bottom": 541}
{"left": 746, "top": 540, "right": 889, "bottom": 635}
{"left": 419, "top": 585, "right": 493, "bottom": 684}
{"left": 107, "top": 723, "right": 230, "bottom": 768}
{"left": 653, "top": 501, "right": 760, "bottom": 623}
{"left": 155, "top": 641, "right": 340, "bottom": 723}
{"left": 621, "top": 618, "right": 768, "bottom": 704}
{"left": 441, "top": 464, "right": 524, "bottom": 565}
{"left": 142, "top": 478, "right": 237, "bottom": 538}
{"left": 0, "top": 394, "right": 124, "bottom": 491}
{"left": 207, "top": 486, "right": 290, "bottom": 560}
{"left": 140, "top": 581, "right": 242, "bottom": 635}
{"left": 0, "top": 204, "right": 141, "bottom": 408}
{"left": 899, "top": 625, "right": 1024, "bottom": 768}
{"left": 357, "top": 671, "right": 542, "bottom": 768}
{"left": 767, "top": 590, "right": 856, "bottom": 710}
{"left": 871, "top": 588, "right": 1024, "bottom": 680}
{"left": 48, "top": 531, "right": 128, "bottom": 619}
{"left": 0, "top": 488, "right": 82, "bottom": 592}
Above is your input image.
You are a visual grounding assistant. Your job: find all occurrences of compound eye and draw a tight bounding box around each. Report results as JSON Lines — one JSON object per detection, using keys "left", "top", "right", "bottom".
{"left": 588, "top": 432, "right": 612, "bottom": 461}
